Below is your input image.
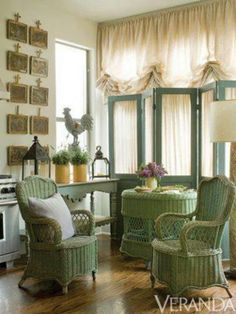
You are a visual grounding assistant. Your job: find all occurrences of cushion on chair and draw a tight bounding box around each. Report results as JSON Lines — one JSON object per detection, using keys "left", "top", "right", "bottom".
{"left": 28, "top": 193, "right": 75, "bottom": 240}
{"left": 152, "top": 238, "right": 211, "bottom": 256}
{"left": 60, "top": 235, "right": 97, "bottom": 249}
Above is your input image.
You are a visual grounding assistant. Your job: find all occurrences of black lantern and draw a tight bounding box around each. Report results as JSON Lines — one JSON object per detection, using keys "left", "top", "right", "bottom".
{"left": 91, "top": 146, "right": 110, "bottom": 179}
{"left": 22, "top": 136, "right": 51, "bottom": 180}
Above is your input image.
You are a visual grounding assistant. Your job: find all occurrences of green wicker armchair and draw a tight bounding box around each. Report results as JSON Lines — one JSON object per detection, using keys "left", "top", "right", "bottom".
{"left": 151, "top": 176, "right": 236, "bottom": 297}
{"left": 16, "top": 176, "right": 98, "bottom": 294}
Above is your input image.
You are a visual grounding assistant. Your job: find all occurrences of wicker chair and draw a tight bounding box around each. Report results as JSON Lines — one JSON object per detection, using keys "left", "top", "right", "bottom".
{"left": 151, "top": 176, "right": 236, "bottom": 297}
{"left": 16, "top": 176, "right": 98, "bottom": 294}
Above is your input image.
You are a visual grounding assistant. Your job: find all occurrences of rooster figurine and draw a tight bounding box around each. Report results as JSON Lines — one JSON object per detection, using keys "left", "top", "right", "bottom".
{"left": 63, "top": 107, "right": 93, "bottom": 146}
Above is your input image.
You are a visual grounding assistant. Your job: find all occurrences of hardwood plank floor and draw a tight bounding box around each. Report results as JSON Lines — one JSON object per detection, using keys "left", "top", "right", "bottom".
{"left": 0, "top": 235, "right": 236, "bottom": 314}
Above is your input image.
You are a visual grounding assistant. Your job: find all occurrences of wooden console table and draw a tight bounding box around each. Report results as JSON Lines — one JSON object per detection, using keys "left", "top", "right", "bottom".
{"left": 57, "top": 179, "right": 119, "bottom": 239}
{"left": 120, "top": 189, "right": 197, "bottom": 261}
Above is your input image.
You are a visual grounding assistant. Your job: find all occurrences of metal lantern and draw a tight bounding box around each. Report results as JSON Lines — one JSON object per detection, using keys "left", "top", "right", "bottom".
{"left": 91, "top": 146, "right": 110, "bottom": 179}
{"left": 22, "top": 136, "right": 51, "bottom": 180}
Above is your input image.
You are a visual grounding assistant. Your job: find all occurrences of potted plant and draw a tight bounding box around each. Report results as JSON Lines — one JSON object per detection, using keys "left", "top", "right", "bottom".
{"left": 136, "top": 162, "right": 167, "bottom": 190}
{"left": 52, "top": 149, "right": 71, "bottom": 184}
{"left": 70, "top": 147, "right": 90, "bottom": 182}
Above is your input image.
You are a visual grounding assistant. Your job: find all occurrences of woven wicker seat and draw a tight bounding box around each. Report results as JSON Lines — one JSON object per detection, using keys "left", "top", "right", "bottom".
{"left": 152, "top": 239, "right": 211, "bottom": 255}
{"left": 151, "top": 176, "right": 236, "bottom": 297}
{"left": 16, "top": 176, "right": 98, "bottom": 294}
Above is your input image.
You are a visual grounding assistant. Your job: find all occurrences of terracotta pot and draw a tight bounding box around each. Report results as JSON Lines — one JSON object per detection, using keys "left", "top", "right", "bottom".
{"left": 55, "top": 164, "right": 70, "bottom": 184}
{"left": 73, "top": 164, "right": 87, "bottom": 182}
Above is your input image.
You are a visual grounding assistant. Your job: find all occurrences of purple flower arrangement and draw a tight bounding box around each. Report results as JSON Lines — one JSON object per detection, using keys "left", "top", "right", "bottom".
{"left": 136, "top": 162, "right": 168, "bottom": 180}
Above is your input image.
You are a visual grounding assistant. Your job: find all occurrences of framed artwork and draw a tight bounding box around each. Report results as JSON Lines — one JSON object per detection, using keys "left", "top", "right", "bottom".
{"left": 8, "top": 82, "right": 28, "bottom": 103}
{"left": 30, "top": 56, "right": 48, "bottom": 77}
{"left": 7, "top": 51, "right": 28, "bottom": 73}
{"left": 7, "top": 146, "right": 28, "bottom": 166}
{"left": 7, "top": 19, "right": 27, "bottom": 43}
{"left": 30, "top": 86, "right": 48, "bottom": 106}
{"left": 30, "top": 116, "right": 49, "bottom": 134}
{"left": 29, "top": 26, "right": 48, "bottom": 49}
{"left": 7, "top": 114, "right": 28, "bottom": 134}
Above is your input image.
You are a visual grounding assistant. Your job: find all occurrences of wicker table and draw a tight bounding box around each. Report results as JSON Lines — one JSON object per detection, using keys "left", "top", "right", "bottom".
{"left": 120, "top": 189, "right": 197, "bottom": 261}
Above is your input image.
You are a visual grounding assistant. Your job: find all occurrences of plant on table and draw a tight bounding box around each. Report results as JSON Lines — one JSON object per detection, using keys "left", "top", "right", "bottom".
{"left": 136, "top": 162, "right": 167, "bottom": 189}
{"left": 70, "top": 146, "right": 90, "bottom": 182}
{"left": 52, "top": 149, "right": 71, "bottom": 184}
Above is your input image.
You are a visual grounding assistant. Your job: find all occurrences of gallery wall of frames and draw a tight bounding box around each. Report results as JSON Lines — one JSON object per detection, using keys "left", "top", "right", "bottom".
{"left": 5, "top": 13, "right": 49, "bottom": 167}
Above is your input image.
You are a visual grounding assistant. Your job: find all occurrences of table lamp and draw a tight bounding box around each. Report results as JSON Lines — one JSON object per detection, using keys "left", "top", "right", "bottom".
{"left": 210, "top": 99, "right": 236, "bottom": 277}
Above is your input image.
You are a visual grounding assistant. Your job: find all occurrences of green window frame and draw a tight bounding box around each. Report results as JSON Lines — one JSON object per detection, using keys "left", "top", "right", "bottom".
{"left": 108, "top": 81, "right": 236, "bottom": 189}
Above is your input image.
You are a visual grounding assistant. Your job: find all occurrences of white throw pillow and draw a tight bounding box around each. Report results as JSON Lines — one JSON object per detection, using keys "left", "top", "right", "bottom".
{"left": 28, "top": 193, "right": 74, "bottom": 240}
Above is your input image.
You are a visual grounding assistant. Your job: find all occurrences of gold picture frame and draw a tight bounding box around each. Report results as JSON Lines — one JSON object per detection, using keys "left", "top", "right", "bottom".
{"left": 7, "top": 19, "right": 27, "bottom": 43}
{"left": 29, "top": 26, "right": 48, "bottom": 48}
{"left": 7, "top": 51, "right": 28, "bottom": 73}
{"left": 30, "top": 86, "right": 48, "bottom": 106}
{"left": 8, "top": 82, "right": 28, "bottom": 103}
{"left": 7, "top": 146, "right": 28, "bottom": 166}
{"left": 7, "top": 114, "right": 28, "bottom": 134}
{"left": 30, "top": 116, "right": 49, "bottom": 135}
{"left": 30, "top": 56, "right": 48, "bottom": 77}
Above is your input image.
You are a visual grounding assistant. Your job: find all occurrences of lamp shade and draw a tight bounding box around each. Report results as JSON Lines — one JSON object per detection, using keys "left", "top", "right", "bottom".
{"left": 210, "top": 100, "right": 236, "bottom": 143}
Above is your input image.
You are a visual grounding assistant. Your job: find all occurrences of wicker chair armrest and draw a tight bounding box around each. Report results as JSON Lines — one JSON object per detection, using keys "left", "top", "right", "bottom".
{"left": 27, "top": 217, "right": 62, "bottom": 245}
{"left": 180, "top": 220, "right": 221, "bottom": 254}
{"left": 155, "top": 212, "right": 195, "bottom": 240}
{"left": 71, "top": 209, "right": 95, "bottom": 235}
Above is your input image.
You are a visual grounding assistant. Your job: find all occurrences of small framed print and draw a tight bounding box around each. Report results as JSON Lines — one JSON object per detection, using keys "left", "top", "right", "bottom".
{"left": 30, "top": 56, "right": 48, "bottom": 77}
{"left": 7, "top": 114, "right": 28, "bottom": 134}
{"left": 7, "top": 19, "right": 27, "bottom": 43}
{"left": 7, "top": 146, "right": 28, "bottom": 166}
{"left": 30, "top": 86, "right": 48, "bottom": 106}
{"left": 29, "top": 27, "right": 48, "bottom": 48}
{"left": 7, "top": 51, "right": 28, "bottom": 73}
{"left": 8, "top": 82, "right": 28, "bottom": 103}
{"left": 30, "top": 116, "right": 49, "bottom": 134}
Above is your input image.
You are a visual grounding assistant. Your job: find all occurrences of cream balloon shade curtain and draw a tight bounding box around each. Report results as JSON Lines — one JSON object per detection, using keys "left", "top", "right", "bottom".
{"left": 97, "top": 0, "right": 236, "bottom": 95}
{"left": 97, "top": 0, "right": 236, "bottom": 175}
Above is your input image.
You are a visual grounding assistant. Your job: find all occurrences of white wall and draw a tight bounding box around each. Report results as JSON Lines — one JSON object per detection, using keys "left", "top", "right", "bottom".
{"left": 0, "top": 0, "right": 97, "bottom": 179}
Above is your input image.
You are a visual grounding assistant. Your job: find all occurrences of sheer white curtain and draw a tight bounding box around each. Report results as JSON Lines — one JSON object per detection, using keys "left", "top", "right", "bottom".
{"left": 201, "top": 90, "right": 214, "bottom": 177}
{"left": 113, "top": 101, "right": 137, "bottom": 173}
{"left": 162, "top": 95, "right": 191, "bottom": 175}
{"left": 97, "top": 0, "right": 236, "bottom": 95}
{"left": 144, "top": 96, "right": 153, "bottom": 163}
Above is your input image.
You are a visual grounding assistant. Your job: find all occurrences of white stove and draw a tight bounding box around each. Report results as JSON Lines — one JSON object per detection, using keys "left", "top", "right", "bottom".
{"left": 0, "top": 175, "right": 17, "bottom": 203}
{"left": 0, "top": 175, "right": 20, "bottom": 267}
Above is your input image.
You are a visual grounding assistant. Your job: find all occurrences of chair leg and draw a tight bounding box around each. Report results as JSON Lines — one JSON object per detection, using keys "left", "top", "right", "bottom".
{"left": 18, "top": 277, "right": 26, "bottom": 288}
{"left": 62, "top": 285, "right": 68, "bottom": 294}
{"left": 225, "top": 287, "right": 233, "bottom": 298}
{"left": 18, "top": 271, "right": 28, "bottom": 288}
{"left": 92, "top": 270, "right": 96, "bottom": 281}
{"left": 150, "top": 273, "right": 155, "bottom": 288}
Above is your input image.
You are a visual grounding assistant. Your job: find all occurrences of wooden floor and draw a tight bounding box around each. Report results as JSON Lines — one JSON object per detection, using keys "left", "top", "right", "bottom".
{"left": 1, "top": 235, "right": 236, "bottom": 314}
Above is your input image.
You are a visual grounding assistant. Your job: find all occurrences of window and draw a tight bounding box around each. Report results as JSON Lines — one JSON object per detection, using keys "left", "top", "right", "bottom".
{"left": 108, "top": 88, "right": 197, "bottom": 187}
{"left": 200, "top": 89, "right": 214, "bottom": 177}
{"left": 161, "top": 94, "right": 191, "bottom": 175}
{"left": 113, "top": 100, "right": 138, "bottom": 173}
{"left": 109, "top": 81, "right": 236, "bottom": 188}
{"left": 55, "top": 41, "right": 88, "bottom": 149}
